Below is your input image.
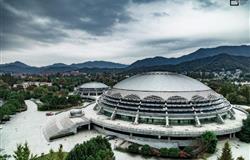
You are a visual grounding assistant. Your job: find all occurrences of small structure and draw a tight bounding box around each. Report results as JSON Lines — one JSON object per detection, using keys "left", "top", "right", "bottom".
{"left": 77, "top": 82, "right": 109, "bottom": 100}
{"left": 70, "top": 109, "right": 84, "bottom": 118}
{"left": 43, "top": 109, "right": 90, "bottom": 141}
{"left": 13, "top": 81, "right": 52, "bottom": 89}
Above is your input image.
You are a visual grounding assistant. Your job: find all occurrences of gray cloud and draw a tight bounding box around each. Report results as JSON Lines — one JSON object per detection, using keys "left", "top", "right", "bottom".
{"left": 152, "top": 12, "right": 170, "bottom": 17}
{"left": 1, "top": 0, "right": 131, "bottom": 34}
{"left": 1, "top": 0, "right": 164, "bottom": 50}
{"left": 0, "top": 0, "right": 249, "bottom": 66}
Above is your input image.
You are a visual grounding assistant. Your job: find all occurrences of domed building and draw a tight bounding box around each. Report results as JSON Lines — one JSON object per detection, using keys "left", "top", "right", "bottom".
{"left": 89, "top": 72, "right": 247, "bottom": 146}
{"left": 77, "top": 82, "right": 109, "bottom": 99}
{"left": 98, "top": 72, "right": 233, "bottom": 126}
{"left": 45, "top": 72, "right": 247, "bottom": 147}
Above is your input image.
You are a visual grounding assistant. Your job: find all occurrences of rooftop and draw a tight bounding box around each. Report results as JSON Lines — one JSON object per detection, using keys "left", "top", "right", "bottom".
{"left": 113, "top": 72, "right": 211, "bottom": 92}
{"left": 79, "top": 82, "right": 108, "bottom": 89}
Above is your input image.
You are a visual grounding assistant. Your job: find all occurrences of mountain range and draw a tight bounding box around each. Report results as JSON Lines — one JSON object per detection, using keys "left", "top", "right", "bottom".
{"left": 126, "top": 54, "right": 250, "bottom": 73}
{"left": 129, "top": 45, "right": 250, "bottom": 68}
{"left": 0, "top": 60, "right": 128, "bottom": 74}
{"left": 0, "top": 45, "right": 249, "bottom": 74}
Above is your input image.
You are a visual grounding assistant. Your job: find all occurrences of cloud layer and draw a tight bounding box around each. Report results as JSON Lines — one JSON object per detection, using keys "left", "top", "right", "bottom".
{"left": 0, "top": 0, "right": 249, "bottom": 66}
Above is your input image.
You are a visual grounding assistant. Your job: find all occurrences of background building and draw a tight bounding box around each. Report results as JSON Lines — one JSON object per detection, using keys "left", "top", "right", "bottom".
{"left": 77, "top": 82, "right": 109, "bottom": 100}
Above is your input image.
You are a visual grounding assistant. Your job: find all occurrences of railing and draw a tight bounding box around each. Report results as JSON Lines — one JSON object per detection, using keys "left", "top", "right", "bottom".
{"left": 102, "top": 95, "right": 227, "bottom": 109}
{"left": 101, "top": 101, "right": 232, "bottom": 118}
{"left": 91, "top": 118, "right": 242, "bottom": 137}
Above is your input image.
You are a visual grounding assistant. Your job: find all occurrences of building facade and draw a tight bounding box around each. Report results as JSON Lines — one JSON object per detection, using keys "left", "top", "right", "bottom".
{"left": 77, "top": 82, "right": 109, "bottom": 97}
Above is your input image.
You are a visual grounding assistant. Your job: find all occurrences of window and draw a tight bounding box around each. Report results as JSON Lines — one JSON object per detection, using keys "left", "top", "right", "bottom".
{"left": 191, "top": 95, "right": 207, "bottom": 102}
{"left": 167, "top": 96, "right": 188, "bottom": 103}
{"left": 124, "top": 94, "right": 140, "bottom": 100}
{"left": 143, "top": 95, "right": 164, "bottom": 102}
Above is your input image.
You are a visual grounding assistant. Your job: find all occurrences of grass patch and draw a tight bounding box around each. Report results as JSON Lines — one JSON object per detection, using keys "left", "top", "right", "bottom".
{"left": 36, "top": 152, "right": 68, "bottom": 160}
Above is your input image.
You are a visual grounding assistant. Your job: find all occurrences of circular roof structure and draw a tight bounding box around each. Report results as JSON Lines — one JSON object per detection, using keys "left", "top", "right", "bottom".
{"left": 108, "top": 72, "right": 219, "bottom": 101}
{"left": 79, "top": 82, "right": 108, "bottom": 89}
{"left": 98, "top": 71, "right": 232, "bottom": 124}
{"left": 114, "top": 72, "right": 210, "bottom": 92}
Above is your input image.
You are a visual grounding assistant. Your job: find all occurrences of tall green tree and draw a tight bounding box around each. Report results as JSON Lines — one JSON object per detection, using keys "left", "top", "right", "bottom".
{"left": 238, "top": 115, "right": 250, "bottom": 143}
{"left": 201, "top": 131, "right": 218, "bottom": 154}
{"left": 13, "top": 143, "right": 37, "bottom": 160}
{"left": 57, "top": 144, "right": 64, "bottom": 160}
{"left": 217, "top": 141, "right": 233, "bottom": 160}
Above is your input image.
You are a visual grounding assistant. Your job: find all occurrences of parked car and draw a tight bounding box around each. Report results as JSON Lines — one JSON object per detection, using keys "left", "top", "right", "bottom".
{"left": 105, "top": 135, "right": 117, "bottom": 140}
{"left": 46, "top": 112, "right": 54, "bottom": 116}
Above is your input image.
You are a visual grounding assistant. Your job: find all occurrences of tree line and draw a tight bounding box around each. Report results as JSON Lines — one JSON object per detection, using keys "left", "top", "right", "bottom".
{"left": 208, "top": 81, "right": 250, "bottom": 105}
{"left": 0, "top": 80, "right": 26, "bottom": 122}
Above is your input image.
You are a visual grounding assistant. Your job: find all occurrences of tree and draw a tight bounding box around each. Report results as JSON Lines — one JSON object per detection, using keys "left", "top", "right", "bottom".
{"left": 217, "top": 141, "right": 233, "bottom": 160}
{"left": 140, "top": 145, "right": 151, "bottom": 156}
{"left": 201, "top": 131, "right": 218, "bottom": 153}
{"left": 238, "top": 115, "right": 250, "bottom": 143}
{"left": 68, "top": 95, "right": 81, "bottom": 106}
{"left": 33, "top": 87, "right": 48, "bottom": 99}
{"left": 57, "top": 144, "right": 64, "bottom": 160}
{"left": 13, "top": 143, "right": 37, "bottom": 160}
{"left": 127, "top": 144, "right": 140, "bottom": 154}
{"left": 46, "top": 149, "right": 54, "bottom": 160}
{"left": 237, "top": 156, "right": 245, "bottom": 160}
{"left": 0, "top": 154, "right": 10, "bottom": 160}
{"left": 65, "top": 136, "right": 114, "bottom": 160}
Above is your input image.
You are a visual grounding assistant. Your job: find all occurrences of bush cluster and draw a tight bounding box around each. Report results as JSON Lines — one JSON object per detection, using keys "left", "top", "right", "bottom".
{"left": 159, "top": 147, "right": 180, "bottom": 158}
{"left": 126, "top": 143, "right": 192, "bottom": 159}
{"left": 65, "top": 136, "right": 114, "bottom": 160}
{"left": 38, "top": 94, "right": 81, "bottom": 111}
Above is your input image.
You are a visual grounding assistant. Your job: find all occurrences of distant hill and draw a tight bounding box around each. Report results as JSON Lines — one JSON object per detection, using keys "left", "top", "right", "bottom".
{"left": 129, "top": 56, "right": 174, "bottom": 69}
{"left": 0, "top": 45, "right": 249, "bottom": 74}
{"left": 129, "top": 45, "right": 250, "bottom": 68}
{"left": 126, "top": 54, "right": 250, "bottom": 73}
{"left": 0, "top": 61, "right": 127, "bottom": 74}
{"left": 0, "top": 61, "right": 39, "bottom": 74}
{"left": 71, "top": 61, "right": 128, "bottom": 69}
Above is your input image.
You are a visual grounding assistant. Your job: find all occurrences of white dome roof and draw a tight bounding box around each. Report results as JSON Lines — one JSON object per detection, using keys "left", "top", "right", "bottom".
{"left": 113, "top": 72, "right": 210, "bottom": 92}
{"left": 80, "top": 82, "right": 108, "bottom": 89}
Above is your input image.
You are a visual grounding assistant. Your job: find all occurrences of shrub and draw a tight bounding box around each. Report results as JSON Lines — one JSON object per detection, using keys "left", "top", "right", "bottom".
{"left": 183, "top": 146, "right": 193, "bottom": 155}
{"left": 168, "top": 148, "right": 180, "bottom": 158}
{"left": 128, "top": 144, "right": 140, "bottom": 154}
{"left": 159, "top": 148, "right": 168, "bottom": 157}
{"left": 140, "top": 145, "right": 151, "bottom": 156}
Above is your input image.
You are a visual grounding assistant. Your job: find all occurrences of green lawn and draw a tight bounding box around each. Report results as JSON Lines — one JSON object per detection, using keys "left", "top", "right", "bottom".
{"left": 35, "top": 152, "right": 68, "bottom": 160}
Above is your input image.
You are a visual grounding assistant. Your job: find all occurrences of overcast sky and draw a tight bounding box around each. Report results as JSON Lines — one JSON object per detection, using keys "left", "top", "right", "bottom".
{"left": 0, "top": 0, "right": 249, "bottom": 66}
